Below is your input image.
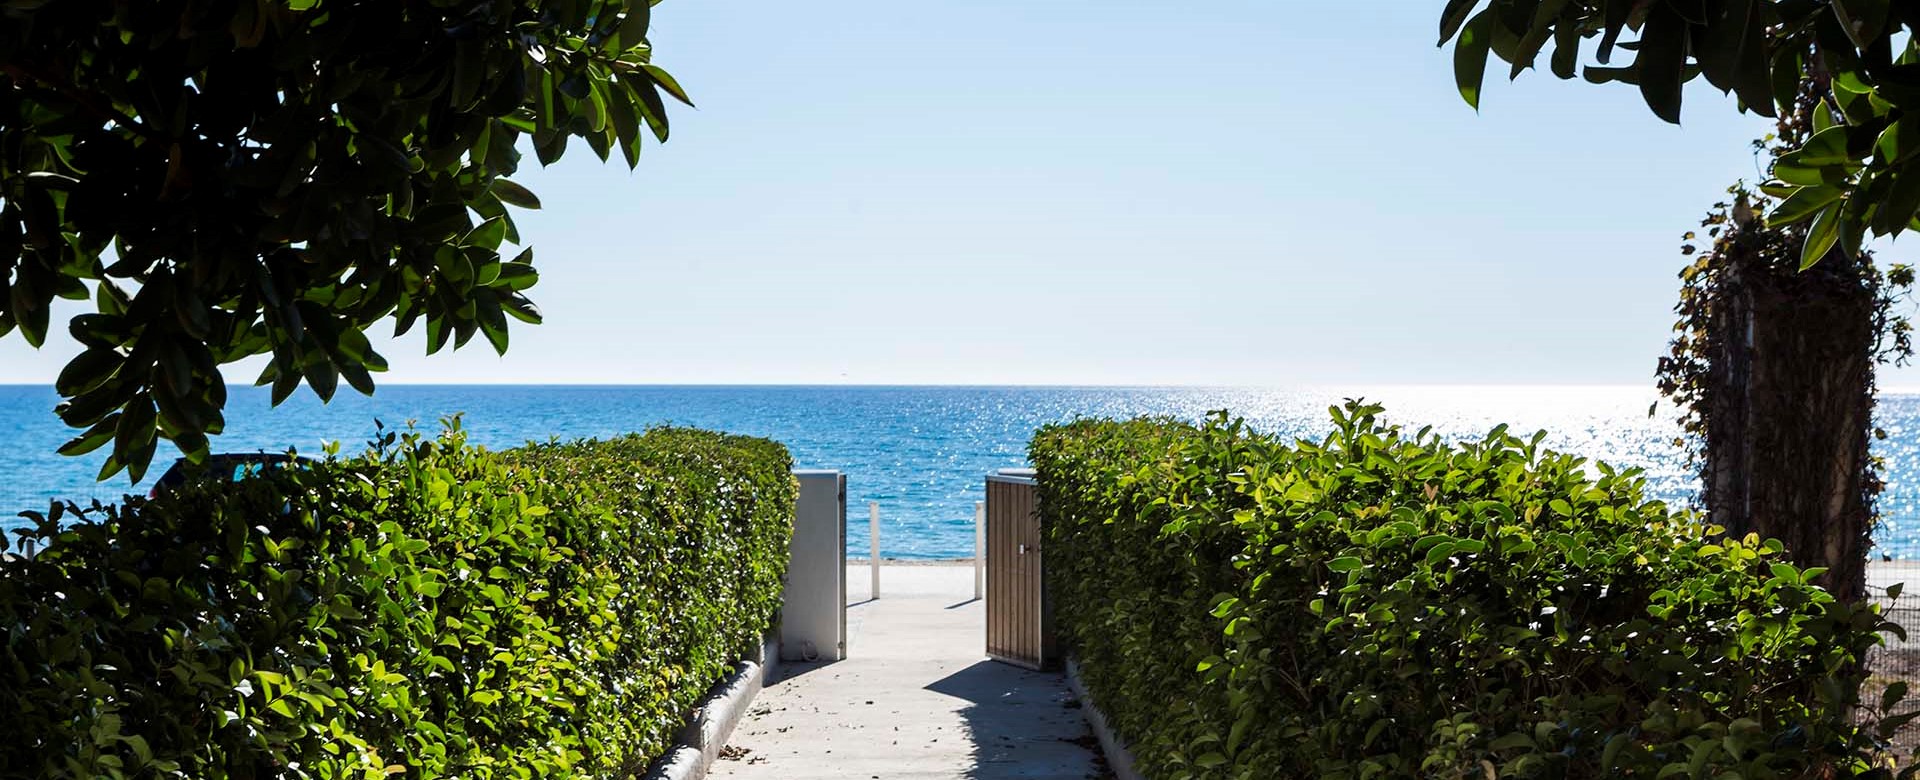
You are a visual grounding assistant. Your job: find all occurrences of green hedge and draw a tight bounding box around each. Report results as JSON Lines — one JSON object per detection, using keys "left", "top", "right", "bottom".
{"left": 1034, "top": 402, "right": 1910, "bottom": 780}
{"left": 0, "top": 423, "right": 794, "bottom": 779}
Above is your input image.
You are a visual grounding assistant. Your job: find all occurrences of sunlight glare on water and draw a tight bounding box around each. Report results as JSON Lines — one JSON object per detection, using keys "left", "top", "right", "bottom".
{"left": 3, "top": 384, "right": 1916, "bottom": 559}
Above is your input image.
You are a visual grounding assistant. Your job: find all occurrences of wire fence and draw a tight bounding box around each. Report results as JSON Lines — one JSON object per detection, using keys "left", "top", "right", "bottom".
{"left": 1868, "top": 576, "right": 1920, "bottom": 760}
{"left": 1, "top": 486, "right": 127, "bottom": 558}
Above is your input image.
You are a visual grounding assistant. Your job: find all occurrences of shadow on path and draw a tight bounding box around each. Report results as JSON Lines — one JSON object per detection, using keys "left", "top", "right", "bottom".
{"left": 927, "top": 661, "right": 1111, "bottom": 780}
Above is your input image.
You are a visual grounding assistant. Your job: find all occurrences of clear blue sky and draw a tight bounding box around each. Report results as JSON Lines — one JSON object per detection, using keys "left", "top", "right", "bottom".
{"left": 4, "top": 1, "right": 1908, "bottom": 386}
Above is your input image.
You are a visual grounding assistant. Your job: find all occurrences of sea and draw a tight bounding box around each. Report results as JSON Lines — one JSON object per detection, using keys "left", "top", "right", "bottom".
{"left": 6, "top": 384, "right": 1920, "bottom": 560}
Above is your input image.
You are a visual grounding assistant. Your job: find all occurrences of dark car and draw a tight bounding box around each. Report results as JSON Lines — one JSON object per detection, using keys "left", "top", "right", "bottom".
{"left": 149, "top": 453, "right": 314, "bottom": 497}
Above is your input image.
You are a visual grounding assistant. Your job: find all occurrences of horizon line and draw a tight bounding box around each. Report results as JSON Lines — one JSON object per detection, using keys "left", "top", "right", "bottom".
{"left": 0, "top": 380, "right": 1677, "bottom": 389}
{"left": 4, "top": 380, "right": 1919, "bottom": 393}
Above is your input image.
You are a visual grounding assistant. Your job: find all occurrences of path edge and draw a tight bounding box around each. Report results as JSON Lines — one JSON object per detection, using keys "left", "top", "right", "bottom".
{"left": 1066, "top": 657, "right": 1145, "bottom": 780}
{"left": 644, "top": 634, "right": 779, "bottom": 780}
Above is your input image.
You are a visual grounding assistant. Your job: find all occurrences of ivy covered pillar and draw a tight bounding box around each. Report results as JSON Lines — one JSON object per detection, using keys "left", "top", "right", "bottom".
{"left": 1700, "top": 231, "right": 1878, "bottom": 602}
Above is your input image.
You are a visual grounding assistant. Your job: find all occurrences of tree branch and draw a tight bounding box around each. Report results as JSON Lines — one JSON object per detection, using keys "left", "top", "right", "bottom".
{"left": 0, "top": 63, "right": 164, "bottom": 142}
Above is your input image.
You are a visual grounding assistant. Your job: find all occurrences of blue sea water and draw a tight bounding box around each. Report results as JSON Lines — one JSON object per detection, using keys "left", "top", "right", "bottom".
{"left": 6, "top": 384, "right": 1920, "bottom": 559}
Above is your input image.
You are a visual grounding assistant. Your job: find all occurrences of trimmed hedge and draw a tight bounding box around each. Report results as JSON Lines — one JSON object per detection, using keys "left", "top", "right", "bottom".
{"left": 0, "top": 423, "right": 794, "bottom": 779}
{"left": 1034, "top": 402, "right": 1910, "bottom": 779}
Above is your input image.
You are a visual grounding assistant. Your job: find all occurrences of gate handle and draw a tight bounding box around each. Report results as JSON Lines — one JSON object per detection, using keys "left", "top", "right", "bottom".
{"left": 1018, "top": 543, "right": 1030, "bottom": 555}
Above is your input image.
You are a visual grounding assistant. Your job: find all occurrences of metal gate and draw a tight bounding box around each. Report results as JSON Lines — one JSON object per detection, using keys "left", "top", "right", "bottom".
{"left": 985, "top": 469, "right": 1053, "bottom": 669}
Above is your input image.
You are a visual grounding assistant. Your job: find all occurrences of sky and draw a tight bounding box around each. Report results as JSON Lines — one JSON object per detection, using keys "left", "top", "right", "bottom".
{"left": 3, "top": 1, "right": 1906, "bottom": 387}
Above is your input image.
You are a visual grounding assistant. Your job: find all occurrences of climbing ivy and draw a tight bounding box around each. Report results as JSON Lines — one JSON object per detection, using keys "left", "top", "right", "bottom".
{"left": 1655, "top": 87, "right": 1914, "bottom": 595}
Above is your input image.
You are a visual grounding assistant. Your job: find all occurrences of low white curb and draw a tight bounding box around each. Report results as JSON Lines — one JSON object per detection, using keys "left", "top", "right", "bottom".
{"left": 644, "top": 635, "right": 778, "bottom": 780}
{"left": 1065, "top": 658, "right": 1144, "bottom": 780}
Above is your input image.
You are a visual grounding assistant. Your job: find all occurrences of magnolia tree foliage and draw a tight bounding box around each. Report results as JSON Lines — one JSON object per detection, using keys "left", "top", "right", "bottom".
{"left": 1439, "top": 0, "right": 1920, "bottom": 268}
{"left": 0, "top": 0, "right": 686, "bottom": 480}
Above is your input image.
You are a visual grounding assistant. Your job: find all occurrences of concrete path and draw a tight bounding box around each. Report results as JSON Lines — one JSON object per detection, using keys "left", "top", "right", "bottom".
{"left": 710, "top": 564, "right": 1108, "bottom": 780}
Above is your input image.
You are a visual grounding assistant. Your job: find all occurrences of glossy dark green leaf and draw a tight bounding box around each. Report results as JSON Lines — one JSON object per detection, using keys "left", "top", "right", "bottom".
{"left": 1597, "top": 0, "right": 1633, "bottom": 63}
{"left": 642, "top": 64, "right": 692, "bottom": 106}
{"left": 1875, "top": 160, "right": 1920, "bottom": 236}
{"left": 1832, "top": 0, "right": 1891, "bottom": 50}
{"left": 502, "top": 293, "right": 544, "bottom": 324}
{"left": 112, "top": 393, "right": 157, "bottom": 480}
{"left": 1877, "top": 118, "right": 1920, "bottom": 165}
{"left": 269, "top": 355, "right": 302, "bottom": 406}
{"left": 465, "top": 216, "right": 509, "bottom": 252}
{"left": 628, "top": 73, "right": 671, "bottom": 142}
{"left": 475, "top": 290, "right": 510, "bottom": 355}
{"left": 1635, "top": 2, "right": 1688, "bottom": 124}
{"left": 1510, "top": 0, "right": 1571, "bottom": 79}
{"left": 616, "top": 2, "right": 650, "bottom": 51}
{"left": 1798, "top": 126, "right": 1853, "bottom": 165}
{"left": 1768, "top": 184, "right": 1846, "bottom": 225}
{"left": 497, "top": 260, "right": 540, "bottom": 292}
{"left": 1772, "top": 160, "right": 1850, "bottom": 186}
{"left": 301, "top": 354, "right": 338, "bottom": 403}
{"left": 338, "top": 361, "right": 376, "bottom": 396}
{"left": 1698, "top": 0, "right": 1775, "bottom": 116}
{"left": 1583, "top": 65, "right": 1638, "bottom": 85}
{"left": 11, "top": 282, "right": 47, "bottom": 348}
{"left": 1549, "top": 16, "right": 1581, "bottom": 80}
{"left": 1454, "top": 10, "right": 1497, "bottom": 109}
{"left": 56, "top": 348, "right": 122, "bottom": 397}
{"left": 490, "top": 179, "right": 542, "bottom": 210}
{"left": 1439, "top": 0, "right": 1482, "bottom": 44}
{"left": 1801, "top": 202, "right": 1843, "bottom": 269}
{"left": 56, "top": 415, "right": 118, "bottom": 457}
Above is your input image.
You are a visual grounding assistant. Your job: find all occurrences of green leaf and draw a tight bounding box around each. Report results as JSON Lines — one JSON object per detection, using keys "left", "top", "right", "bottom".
{"left": 1768, "top": 185, "right": 1845, "bottom": 225}
{"left": 1326, "top": 556, "right": 1364, "bottom": 573}
{"left": 1549, "top": 16, "right": 1580, "bottom": 80}
{"left": 1597, "top": 0, "right": 1633, "bottom": 63}
{"left": 616, "top": 3, "right": 650, "bottom": 50}
{"left": 475, "top": 290, "right": 510, "bottom": 356}
{"left": 490, "top": 179, "right": 542, "bottom": 210}
{"left": 57, "top": 415, "right": 119, "bottom": 457}
{"left": 1772, "top": 160, "right": 1850, "bottom": 186}
{"left": 1876, "top": 160, "right": 1920, "bottom": 235}
{"left": 465, "top": 216, "right": 509, "bottom": 252}
{"left": 502, "top": 293, "right": 544, "bottom": 324}
{"left": 1797, "top": 126, "right": 1852, "bottom": 166}
{"left": 1510, "top": 0, "right": 1571, "bottom": 79}
{"left": 1489, "top": 732, "right": 1535, "bottom": 751}
{"left": 1454, "top": 10, "right": 1496, "bottom": 109}
{"left": 1583, "top": 66, "right": 1638, "bottom": 85}
{"left": 1878, "top": 119, "right": 1920, "bottom": 165}
{"left": 1800, "top": 202, "right": 1842, "bottom": 269}
{"left": 642, "top": 64, "right": 693, "bottom": 106}
{"left": 1635, "top": 2, "right": 1688, "bottom": 124}
{"left": 1601, "top": 733, "right": 1629, "bottom": 769}
{"left": 1832, "top": 0, "right": 1891, "bottom": 50}
{"left": 1438, "top": 0, "right": 1481, "bottom": 45}
{"left": 56, "top": 348, "right": 122, "bottom": 397}
{"left": 497, "top": 259, "right": 539, "bottom": 292}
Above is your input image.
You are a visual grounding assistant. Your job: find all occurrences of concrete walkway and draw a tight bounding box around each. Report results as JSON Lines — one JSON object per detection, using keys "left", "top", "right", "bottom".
{"left": 710, "top": 564, "right": 1108, "bottom": 780}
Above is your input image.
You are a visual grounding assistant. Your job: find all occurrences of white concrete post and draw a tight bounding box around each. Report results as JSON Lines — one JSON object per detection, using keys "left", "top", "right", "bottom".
{"left": 783, "top": 471, "right": 847, "bottom": 661}
{"left": 974, "top": 500, "right": 985, "bottom": 600}
{"left": 869, "top": 501, "right": 882, "bottom": 599}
